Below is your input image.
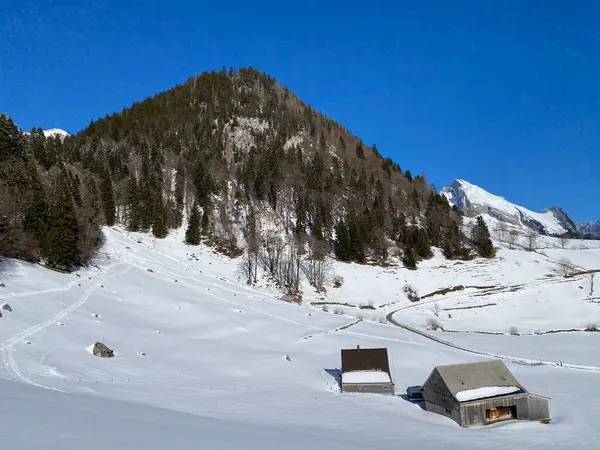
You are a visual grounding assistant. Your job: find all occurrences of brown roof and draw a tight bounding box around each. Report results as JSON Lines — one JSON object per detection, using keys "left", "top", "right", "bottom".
{"left": 341, "top": 347, "right": 391, "bottom": 375}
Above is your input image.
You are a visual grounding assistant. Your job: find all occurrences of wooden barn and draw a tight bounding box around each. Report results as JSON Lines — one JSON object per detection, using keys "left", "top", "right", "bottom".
{"left": 340, "top": 346, "right": 395, "bottom": 395}
{"left": 421, "top": 359, "right": 550, "bottom": 427}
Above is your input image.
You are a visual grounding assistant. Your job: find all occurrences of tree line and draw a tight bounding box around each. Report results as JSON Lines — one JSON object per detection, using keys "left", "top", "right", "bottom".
{"left": 1, "top": 68, "right": 495, "bottom": 273}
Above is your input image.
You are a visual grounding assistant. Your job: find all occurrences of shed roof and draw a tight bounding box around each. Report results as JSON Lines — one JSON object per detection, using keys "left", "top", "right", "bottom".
{"left": 434, "top": 360, "right": 526, "bottom": 400}
{"left": 341, "top": 347, "right": 391, "bottom": 376}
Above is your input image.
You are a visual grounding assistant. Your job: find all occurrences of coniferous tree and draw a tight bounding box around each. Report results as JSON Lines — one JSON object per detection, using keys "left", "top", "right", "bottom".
{"left": 185, "top": 203, "right": 201, "bottom": 245}
{"left": 356, "top": 142, "right": 365, "bottom": 160}
{"left": 402, "top": 247, "right": 417, "bottom": 270}
{"left": 201, "top": 207, "right": 210, "bottom": 235}
{"left": 471, "top": 216, "right": 495, "bottom": 258}
{"left": 43, "top": 172, "right": 81, "bottom": 268}
{"left": 127, "top": 175, "right": 141, "bottom": 231}
{"left": 22, "top": 161, "right": 48, "bottom": 241}
{"left": 100, "top": 168, "right": 116, "bottom": 226}
{"left": 152, "top": 199, "right": 168, "bottom": 238}
{"left": 334, "top": 220, "right": 351, "bottom": 261}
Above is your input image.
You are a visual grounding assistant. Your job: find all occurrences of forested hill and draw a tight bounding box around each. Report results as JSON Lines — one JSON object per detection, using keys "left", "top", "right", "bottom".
{"left": 1, "top": 67, "right": 484, "bottom": 271}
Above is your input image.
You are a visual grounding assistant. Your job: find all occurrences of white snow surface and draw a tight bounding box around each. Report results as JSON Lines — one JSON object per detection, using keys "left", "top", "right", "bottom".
{"left": 342, "top": 370, "right": 391, "bottom": 384}
{"left": 441, "top": 179, "right": 566, "bottom": 235}
{"left": 0, "top": 225, "right": 599, "bottom": 448}
{"left": 455, "top": 386, "right": 521, "bottom": 402}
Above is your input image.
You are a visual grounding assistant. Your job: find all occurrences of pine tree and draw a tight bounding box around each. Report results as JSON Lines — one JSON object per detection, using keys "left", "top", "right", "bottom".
{"left": 471, "top": 216, "right": 495, "bottom": 258}
{"left": 402, "top": 247, "right": 417, "bottom": 270}
{"left": 22, "top": 161, "right": 48, "bottom": 241}
{"left": 185, "top": 203, "right": 201, "bottom": 245}
{"left": 42, "top": 172, "right": 81, "bottom": 268}
{"left": 152, "top": 200, "right": 168, "bottom": 238}
{"left": 334, "top": 220, "right": 351, "bottom": 261}
{"left": 201, "top": 207, "right": 210, "bottom": 235}
{"left": 100, "top": 168, "right": 116, "bottom": 226}
{"left": 127, "top": 175, "right": 141, "bottom": 231}
{"left": 356, "top": 142, "right": 365, "bottom": 160}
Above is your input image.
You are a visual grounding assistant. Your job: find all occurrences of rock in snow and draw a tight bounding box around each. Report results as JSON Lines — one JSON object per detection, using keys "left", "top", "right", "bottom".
{"left": 1, "top": 303, "right": 12, "bottom": 312}
{"left": 92, "top": 342, "right": 114, "bottom": 358}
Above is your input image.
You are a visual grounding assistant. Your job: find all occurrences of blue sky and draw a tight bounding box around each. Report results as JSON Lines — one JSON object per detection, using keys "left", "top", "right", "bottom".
{"left": 1, "top": 1, "right": 598, "bottom": 221}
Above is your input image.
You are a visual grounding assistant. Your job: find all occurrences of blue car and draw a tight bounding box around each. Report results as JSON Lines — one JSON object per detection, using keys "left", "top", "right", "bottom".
{"left": 406, "top": 386, "right": 424, "bottom": 402}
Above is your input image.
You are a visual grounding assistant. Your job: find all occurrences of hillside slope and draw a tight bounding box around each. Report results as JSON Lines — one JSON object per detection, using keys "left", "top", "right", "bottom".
{"left": 0, "top": 226, "right": 599, "bottom": 448}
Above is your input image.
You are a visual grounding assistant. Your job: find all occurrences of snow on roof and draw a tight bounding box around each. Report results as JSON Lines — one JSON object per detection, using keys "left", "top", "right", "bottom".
{"left": 434, "top": 360, "right": 525, "bottom": 399}
{"left": 455, "top": 386, "right": 521, "bottom": 402}
{"left": 342, "top": 370, "right": 391, "bottom": 384}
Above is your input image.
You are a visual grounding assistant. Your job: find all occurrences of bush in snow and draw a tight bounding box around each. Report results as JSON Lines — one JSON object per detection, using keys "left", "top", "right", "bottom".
{"left": 403, "top": 284, "right": 420, "bottom": 302}
{"left": 333, "top": 275, "right": 344, "bottom": 288}
{"left": 432, "top": 302, "right": 441, "bottom": 317}
{"left": 426, "top": 317, "right": 443, "bottom": 331}
{"left": 333, "top": 307, "right": 344, "bottom": 315}
{"left": 509, "top": 326, "right": 519, "bottom": 335}
{"left": 585, "top": 323, "right": 599, "bottom": 332}
{"left": 555, "top": 257, "right": 575, "bottom": 277}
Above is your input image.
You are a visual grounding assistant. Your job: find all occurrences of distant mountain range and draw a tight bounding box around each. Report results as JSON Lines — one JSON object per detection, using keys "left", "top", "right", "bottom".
{"left": 577, "top": 221, "right": 600, "bottom": 238}
{"left": 441, "top": 179, "right": 598, "bottom": 239}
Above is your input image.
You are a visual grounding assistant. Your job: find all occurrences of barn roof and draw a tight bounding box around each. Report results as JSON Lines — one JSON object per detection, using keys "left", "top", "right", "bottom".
{"left": 434, "top": 359, "right": 526, "bottom": 400}
{"left": 341, "top": 347, "right": 391, "bottom": 376}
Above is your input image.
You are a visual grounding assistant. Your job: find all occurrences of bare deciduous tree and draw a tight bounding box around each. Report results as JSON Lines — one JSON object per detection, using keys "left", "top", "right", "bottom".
{"left": 559, "top": 235, "right": 569, "bottom": 249}
{"left": 525, "top": 228, "right": 538, "bottom": 251}
{"left": 239, "top": 250, "right": 259, "bottom": 284}
{"left": 495, "top": 221, "right": 509, "bottom": 242}
{"left": 556, "top": 257, "right": 575, "bottom": 277}
{"left": 506, "top": 229, "right": 520, "bottom": 249}
{"left": 301, "top": 239, "right": 332, "bottom": 293}
{"left": 260, "top": 232, "right": 284, "bottom": 277}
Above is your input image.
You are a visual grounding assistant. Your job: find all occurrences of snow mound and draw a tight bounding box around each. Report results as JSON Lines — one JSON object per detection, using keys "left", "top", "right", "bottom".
{"left": 455, "top": 386, "right": 521, "bottom": 402}
{"left": 342, "top": 370, "right": 391, "bottom": 384}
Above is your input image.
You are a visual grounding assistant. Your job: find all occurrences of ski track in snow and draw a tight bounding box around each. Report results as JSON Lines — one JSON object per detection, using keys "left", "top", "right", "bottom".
{"left": 1, "top": 262, "right": 132, "bottom": 391}
{"left": 112, "top": 233, "right": 422, "bottom": 347}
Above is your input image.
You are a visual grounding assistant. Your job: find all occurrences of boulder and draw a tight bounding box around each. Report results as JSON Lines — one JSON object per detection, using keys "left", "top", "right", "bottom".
{"left": 280, "top": 292, "right": 302, "bottom": 304}
{"left": 92, "top": 342, "right": 114, "bottom": 358}
{"left": 1, "top": 303, "right": 11, "bottom": 312}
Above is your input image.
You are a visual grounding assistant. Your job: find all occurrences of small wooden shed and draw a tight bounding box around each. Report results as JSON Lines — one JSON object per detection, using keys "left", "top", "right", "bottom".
{"left": 421, "top": 359, "right": 550, "bottom": 427}
{"left": 340, "top": 346, "right": 395, "bottom": 395}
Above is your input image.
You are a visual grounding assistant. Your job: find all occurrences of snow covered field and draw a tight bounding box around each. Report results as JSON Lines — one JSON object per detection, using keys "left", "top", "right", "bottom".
{"left": 0, "top": 227, "right": 599, "bottom": 448}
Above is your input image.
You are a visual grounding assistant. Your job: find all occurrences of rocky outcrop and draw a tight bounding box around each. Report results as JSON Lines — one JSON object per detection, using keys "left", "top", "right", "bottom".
{"left": 92, "top": 342, "right": 114, "bottom": 358}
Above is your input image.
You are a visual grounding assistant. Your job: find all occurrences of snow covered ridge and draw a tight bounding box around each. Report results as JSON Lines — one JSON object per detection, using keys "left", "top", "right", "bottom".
{"left": 22, "top": 128, "right": 71, "bottom": 139}
{"left": 455, "top": 386, "right": 521, "bottom": 402}
{"left": 441, "top": 179, "right": 576, "bottom": 236}
{"left": 43, "top": 128, "right": 70, "bottom": 139}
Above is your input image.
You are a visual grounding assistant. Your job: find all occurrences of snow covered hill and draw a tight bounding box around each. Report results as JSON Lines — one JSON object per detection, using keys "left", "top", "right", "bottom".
{"left": 441, "top": 179, "right": 577, "bottom": 236}
{"left": 43, "top": 128, "right": 70, "bottom": 139}
{"left": 0, "top": 227, "right": 599, "bottom": 448}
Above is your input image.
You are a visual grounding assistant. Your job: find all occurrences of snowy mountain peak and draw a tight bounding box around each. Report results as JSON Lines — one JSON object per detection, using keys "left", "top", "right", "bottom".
{"left": 43, "top": 128, "right": 70, "bottom": 139}
{"left": 440, "top": 179, "right": 576, "bottom": 236}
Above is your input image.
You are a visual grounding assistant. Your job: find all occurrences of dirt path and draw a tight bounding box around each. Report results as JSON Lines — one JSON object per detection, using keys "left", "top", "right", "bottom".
{"left": 385, "top": 309, "right": 600, "bottom": 373}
